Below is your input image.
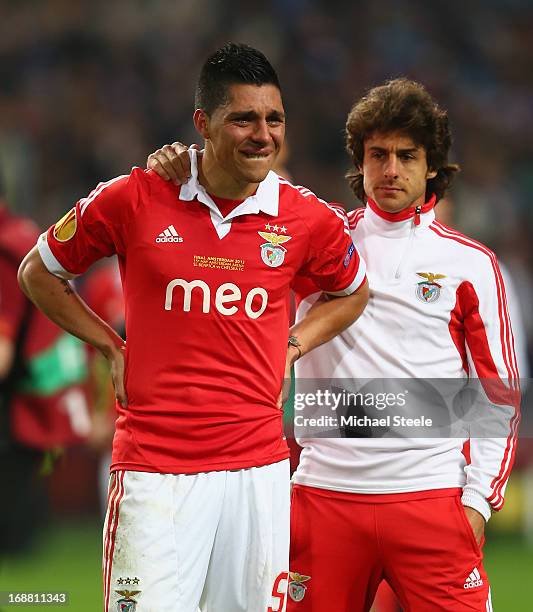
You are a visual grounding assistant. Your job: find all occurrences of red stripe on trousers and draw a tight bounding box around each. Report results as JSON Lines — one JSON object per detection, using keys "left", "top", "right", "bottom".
{"left": 104, "top": 471, "right": 125, "bottom": 612}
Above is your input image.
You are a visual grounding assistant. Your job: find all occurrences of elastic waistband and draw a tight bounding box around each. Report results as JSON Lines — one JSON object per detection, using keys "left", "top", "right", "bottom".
{"left": 292, "top": 484, "right": 462, "bottom": 504}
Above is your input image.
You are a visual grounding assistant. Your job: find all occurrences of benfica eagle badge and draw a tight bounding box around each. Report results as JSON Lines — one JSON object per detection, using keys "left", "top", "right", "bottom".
{"left": 115, "top": 590, "right": 140, "bottom": 611}
{"left": 288, "top": 571, "right": 311, "bottom": 602}
{"left": 258, "top": 228, "right": 292, "bottom": 268}
{"left": 416, "top": 272, "right": 446, "bottom": 303}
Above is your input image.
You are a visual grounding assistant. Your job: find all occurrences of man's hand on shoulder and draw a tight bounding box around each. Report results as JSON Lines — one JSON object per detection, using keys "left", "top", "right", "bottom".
{"left": 463, "top": 506, "right": 485, "bottom": 545}
{"left": 147, "top": 142, "right": 199, "bottom": 185}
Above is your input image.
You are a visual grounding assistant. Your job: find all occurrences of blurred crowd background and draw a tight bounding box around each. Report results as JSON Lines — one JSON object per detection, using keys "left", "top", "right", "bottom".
{"left": 2, "top": 0, "right": 533, "bottom": 341}
{"left": 1, "top": 0, "right": 532, "bottom": 607}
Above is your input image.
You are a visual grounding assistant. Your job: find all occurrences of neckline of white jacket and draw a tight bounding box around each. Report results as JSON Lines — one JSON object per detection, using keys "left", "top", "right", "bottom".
{"left": 364, "top": 197, "right": 437, "bottom": 238}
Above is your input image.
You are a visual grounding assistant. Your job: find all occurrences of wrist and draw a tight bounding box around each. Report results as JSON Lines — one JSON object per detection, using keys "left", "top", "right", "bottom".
{"left": 287, "top": 345, "right": 301, "bottom": 366}
{"left": 288, "top": 335, "right": 302, "bottom": 364}
{"left": 461, "top": 489, "right": 491, "bottom": 523}
{"left": 96, "top": 332, "right": 125, "bottom": 360}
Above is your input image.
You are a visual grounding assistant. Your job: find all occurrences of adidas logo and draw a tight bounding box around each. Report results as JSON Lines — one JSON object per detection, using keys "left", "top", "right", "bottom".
{"left": 464, "top": 567, "right": 483, "bottom": 589}
{"left": 156, "top": 225, "right": 183, "bottom": 243}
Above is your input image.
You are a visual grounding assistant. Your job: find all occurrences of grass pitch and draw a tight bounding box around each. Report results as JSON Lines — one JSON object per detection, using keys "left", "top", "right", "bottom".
{"left": 1, "top": 520, "right": 531, "bottom": 610}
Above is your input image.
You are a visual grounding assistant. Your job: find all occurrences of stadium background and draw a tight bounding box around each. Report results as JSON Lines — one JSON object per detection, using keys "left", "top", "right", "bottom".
{"left": 1, "top": 0, "right": 532, "bottom": 609}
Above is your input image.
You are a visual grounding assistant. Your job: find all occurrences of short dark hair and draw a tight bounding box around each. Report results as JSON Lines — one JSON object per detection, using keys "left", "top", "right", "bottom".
{"left": 194, "top": 43, "right": 281, "bottom": 115}
{"left": 345, "top": 78, "right": 459, "bottom": 203}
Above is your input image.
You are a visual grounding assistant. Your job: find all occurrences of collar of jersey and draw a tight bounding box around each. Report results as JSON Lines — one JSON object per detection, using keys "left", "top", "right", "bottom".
{"left": 179, "top": 148, "right": 279, "bottom": 222}
{"left": 365, "top": 194, "right": 436, "bottom": 236}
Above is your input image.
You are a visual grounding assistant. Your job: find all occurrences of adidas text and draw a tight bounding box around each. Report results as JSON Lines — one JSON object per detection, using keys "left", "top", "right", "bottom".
{"left": 464, "top": 579, "right": 483, "bottom": 589}
{"left": 156, "top": 236, "right": 183, "bottom": 243}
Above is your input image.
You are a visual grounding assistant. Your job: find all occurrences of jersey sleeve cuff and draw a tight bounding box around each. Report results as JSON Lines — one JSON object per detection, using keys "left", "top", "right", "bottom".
{"left": 461, "top": 488, "right": 492, "bottom": 522}
{"left": 37, "top": 232, "right": 78, "bottom": 280}
{"left": 326, "top": 260, "right": 367, "bottom": 297}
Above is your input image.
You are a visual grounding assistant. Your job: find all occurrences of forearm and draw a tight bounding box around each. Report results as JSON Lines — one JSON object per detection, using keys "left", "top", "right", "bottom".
{"left": 289, "top": 280, "right": 369, "bottom": 363}
{"left": 18, "top": 247, "right": 123, "bottom": 357}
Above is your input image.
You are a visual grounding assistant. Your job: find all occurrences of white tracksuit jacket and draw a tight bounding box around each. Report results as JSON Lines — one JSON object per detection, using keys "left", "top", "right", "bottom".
{"left": 293, "top": 198, "right": 520, "bottom": 521}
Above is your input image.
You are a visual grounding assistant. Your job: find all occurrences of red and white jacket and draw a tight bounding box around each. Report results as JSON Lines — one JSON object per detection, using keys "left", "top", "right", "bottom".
{"left": 293, "top": 197, "right": 520, "bottom": 521}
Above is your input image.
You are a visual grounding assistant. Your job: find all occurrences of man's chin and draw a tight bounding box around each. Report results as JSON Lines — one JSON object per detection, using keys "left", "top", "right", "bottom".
{"left": 373, "top": 195, "right": 412, "bottom": 213}
{"left": 238, "top": 155, "right": 276, "bottom": 180}
{"left": 239, "top": 167, "right": 272, "bottom": 184}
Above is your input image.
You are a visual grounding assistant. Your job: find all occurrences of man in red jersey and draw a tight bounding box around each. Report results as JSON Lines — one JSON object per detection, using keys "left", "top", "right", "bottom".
{"left": 18, "top": 44, "right": 368, "bottom": 612}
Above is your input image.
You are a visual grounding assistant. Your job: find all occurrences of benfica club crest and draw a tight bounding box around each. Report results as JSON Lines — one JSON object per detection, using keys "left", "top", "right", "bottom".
{"left": 258, "top": 229, "right": 292, "bottom": 268}
{"left": 116, "top": 590, "right": 140, "bottom": 611}
{"left": 416, "top": 272, "right": 446, "bottom": 303}
{"left": 288, "top": 571, "right": 311, "bottom": 602}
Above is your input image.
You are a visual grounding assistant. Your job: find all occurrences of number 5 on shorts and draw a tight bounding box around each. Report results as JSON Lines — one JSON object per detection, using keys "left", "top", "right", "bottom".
{"left": 268, "top": 571, "right": 288, "bottom": 612}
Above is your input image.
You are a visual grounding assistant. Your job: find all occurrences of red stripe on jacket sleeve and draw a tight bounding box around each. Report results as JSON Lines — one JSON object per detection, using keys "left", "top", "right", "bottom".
{"left": 449, "top": 284, "right": 469, "bottom": 375}
{"left": 455, "top": 278, "right": 520, "bottom": 509}
{"left": 458, "top": 281, "right": 517, "bottom": 405}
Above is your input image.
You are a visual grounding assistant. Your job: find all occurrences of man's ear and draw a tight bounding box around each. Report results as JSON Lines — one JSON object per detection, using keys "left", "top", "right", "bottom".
{"left": 427, "top": 168, "right": 438, "bottom": 179}
{"left": 193, "top": 109, "right": 210, "bottom": 140}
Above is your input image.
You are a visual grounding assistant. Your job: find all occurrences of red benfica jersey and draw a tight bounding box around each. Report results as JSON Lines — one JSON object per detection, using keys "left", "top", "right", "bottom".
{"left": 38, "top": 157, "right": 366, "bottom": 474}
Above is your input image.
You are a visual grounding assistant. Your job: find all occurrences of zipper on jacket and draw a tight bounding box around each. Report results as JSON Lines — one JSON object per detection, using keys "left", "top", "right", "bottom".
{"left": 414, "top": 205, "right": 422, "bottom": 226}
{"left": 394, "top": 212, "right": 419, "bottom": 279}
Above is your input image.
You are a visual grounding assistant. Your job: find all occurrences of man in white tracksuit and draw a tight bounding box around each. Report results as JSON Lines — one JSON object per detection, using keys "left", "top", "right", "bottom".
{"left": 289, "top": 79, "right": 519, "bottom": 611}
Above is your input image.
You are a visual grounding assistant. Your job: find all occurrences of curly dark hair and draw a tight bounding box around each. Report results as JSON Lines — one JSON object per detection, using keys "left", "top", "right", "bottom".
{"left": 345, "top": 78, "right": 459, "bottom": 203}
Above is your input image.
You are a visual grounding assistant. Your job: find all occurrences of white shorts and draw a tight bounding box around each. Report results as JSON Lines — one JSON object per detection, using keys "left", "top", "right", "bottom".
{"left": 103, "top": 459, "right": 290, "bottom": 612}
